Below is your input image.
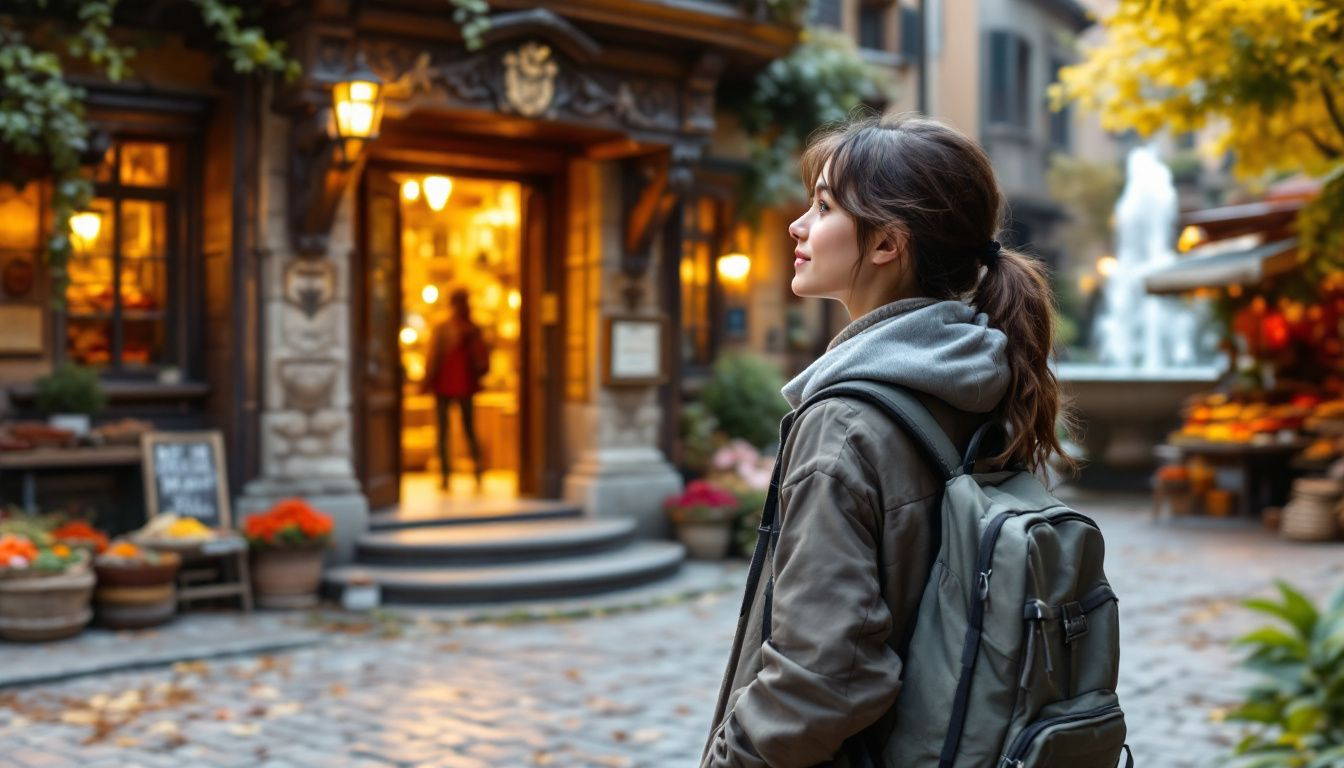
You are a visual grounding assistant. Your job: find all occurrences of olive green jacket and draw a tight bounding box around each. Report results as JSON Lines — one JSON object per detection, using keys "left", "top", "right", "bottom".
{"left": 702, "top": 298, "right": 1007, "bottom": 768}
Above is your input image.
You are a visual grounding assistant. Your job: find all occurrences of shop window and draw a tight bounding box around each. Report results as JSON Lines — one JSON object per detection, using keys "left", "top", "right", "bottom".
{"left": 812, "top": 0, "right": 842, "bottom": 28}
{"left": 1048, "top": 56, "right": 1071, "bottom": 150}
{"left": 680, "top": 196, "right": 724, "bottom": 372}
{"left": 988, "top": 31, "right": 1032, "bottom": 129}
{"left": 900, "top": 5, "right": 921, "bottom": 59}
{"left": 859, "top": 3, "right": 887, "bottom": 52}
{"left": 65, "top": 139, "right": 180, "bottom": 371}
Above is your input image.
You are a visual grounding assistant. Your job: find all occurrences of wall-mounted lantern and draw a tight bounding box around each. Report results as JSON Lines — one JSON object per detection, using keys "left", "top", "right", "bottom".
{"left": 716, "top": 252, "right": 751, "bottom": 284}
{"left": 69, "top": 209, "right": 103, "bottom": 254}
{"left": 423, "top": 176, "right": 453, "bottom": 212}
{"left": 289, "top": 51, "right": 389, "bottom": 257}
{"left": 330, "top": 54, "right": 385, "bottom": 165}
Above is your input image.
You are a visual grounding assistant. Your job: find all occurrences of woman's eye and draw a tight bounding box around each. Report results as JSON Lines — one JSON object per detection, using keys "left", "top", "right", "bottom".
{"left": 816, "top": 199, "right": 829, "bottom": 213}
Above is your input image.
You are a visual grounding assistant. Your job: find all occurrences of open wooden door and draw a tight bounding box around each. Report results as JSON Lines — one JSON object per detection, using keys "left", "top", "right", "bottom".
{"left": 355, "top": 171, "right": 403, "bottom": 510}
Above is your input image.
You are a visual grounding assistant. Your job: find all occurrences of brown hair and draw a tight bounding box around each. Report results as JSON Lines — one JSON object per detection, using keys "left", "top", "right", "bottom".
{"left": 800, "top": 112, "right": 1076, "bottom": 474}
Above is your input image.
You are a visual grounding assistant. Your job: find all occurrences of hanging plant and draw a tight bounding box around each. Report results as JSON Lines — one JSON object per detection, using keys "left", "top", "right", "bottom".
{"left": 0, "top": 0, "right": 298, "bottom": 304}
{"left": 448, "top": 0, "right": 491, "bottom": 52}
{"left": 726, "top": 27, "right": 896, "bottom": 222}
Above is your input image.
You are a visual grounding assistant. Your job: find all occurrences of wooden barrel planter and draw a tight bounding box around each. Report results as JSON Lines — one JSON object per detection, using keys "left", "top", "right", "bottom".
{"left": 0, "top": 567, "right": 95, "bottom": 642}
{"left": 251, "top": 546, "right": 325, "bottom": 609}
{"left": 94, "top": 552, "right": 181, "bottom": 629}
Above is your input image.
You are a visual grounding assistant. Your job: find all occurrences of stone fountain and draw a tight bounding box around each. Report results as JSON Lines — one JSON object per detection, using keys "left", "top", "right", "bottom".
{"left": 1057, "top": 146, "right": 1220, "bottom": 481}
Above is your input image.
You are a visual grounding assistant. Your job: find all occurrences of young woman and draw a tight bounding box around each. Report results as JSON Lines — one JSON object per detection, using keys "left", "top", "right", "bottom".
{"left": 701, "top": 114, "right": 1074, "bottom": 767}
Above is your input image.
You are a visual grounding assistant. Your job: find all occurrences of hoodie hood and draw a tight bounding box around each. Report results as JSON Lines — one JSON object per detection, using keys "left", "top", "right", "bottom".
{"left": 781, "top": 297, "right": 1010, "bottom": 412}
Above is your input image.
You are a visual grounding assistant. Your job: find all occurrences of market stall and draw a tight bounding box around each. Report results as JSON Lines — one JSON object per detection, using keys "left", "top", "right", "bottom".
{"left": 1143, "top": 186, "right": 1344, "bottom": 539}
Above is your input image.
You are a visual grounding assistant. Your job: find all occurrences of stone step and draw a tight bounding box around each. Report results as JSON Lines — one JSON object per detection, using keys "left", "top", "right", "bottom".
{"left": 368, "top": 498, "right": 583, "bottom": 531}
{"left": 355, "top": 518, "right": 638, "bottom": 565}
{"left": 325, "top": 542, "right": 685, "bottom": 605}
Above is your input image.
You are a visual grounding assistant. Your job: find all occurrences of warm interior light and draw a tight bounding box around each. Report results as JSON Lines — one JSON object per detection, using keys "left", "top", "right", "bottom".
{"left": 402, "top": 180, "right": 421, "bottom": 202}
{"left": 507, "top": 290, "right": 521, "bottom": 310}
{"left": 399, "top": 327, "right": 419, "bottom": 345}
{"left": 1177, "top": 225, "right": 1208, "bottom": 253}
{"left": 69, "top": 210, "right": 102, "bottom": 252}
{"left": 679, "top": 257, "right": 695, "bottom": 285}
{"left": 421, "top": 285, "right": 439, "bottom": 304}
{"left": 423, "top": 176, "right": 453, "bottom": 211}
{"left": 1096, "top": 255, "right": 1118, "bottom": 278}
{"left": 716, "top": 253, "right": 752, "bottom": 283}
{"left": 1078, "top": 274, "right": 1098, "bottom": 295}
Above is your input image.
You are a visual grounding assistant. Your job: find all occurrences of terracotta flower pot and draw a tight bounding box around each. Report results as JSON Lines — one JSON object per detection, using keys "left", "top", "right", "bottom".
{"left": 667, "top": 506, "right": 735, "bottom": 560}
{"left": 250, "top": 546, "right": 326, "bottom": 609}
{"left": 0, "top": 567, "right": 95, "bottom": 641}
{"left": 94, "top": 553, "right": 181, "bottom": 629}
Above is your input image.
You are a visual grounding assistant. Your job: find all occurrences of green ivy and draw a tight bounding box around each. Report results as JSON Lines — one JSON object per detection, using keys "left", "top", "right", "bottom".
{"left": 727, "top": 27, "right": 895, "bottom": 221}
{"left": 0, "top": 1, "right": 297, "bottom": 304}
{"left": 449, "top": 0, "right": 491, "bottom": 52}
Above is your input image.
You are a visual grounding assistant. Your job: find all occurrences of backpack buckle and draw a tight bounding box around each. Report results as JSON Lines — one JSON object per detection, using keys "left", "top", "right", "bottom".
{"left": 1061, "top": 601, "right": 1088, "bottom": 644}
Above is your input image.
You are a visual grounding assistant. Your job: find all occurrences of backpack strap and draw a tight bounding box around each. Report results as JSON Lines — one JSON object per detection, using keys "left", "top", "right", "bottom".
{"left": 751, "top": 380, "right": 962, "bottom": 644}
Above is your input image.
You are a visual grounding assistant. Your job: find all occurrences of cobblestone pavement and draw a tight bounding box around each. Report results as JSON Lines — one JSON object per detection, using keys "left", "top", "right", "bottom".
{"left": 1, "top": 492, "right": 1342, "bottom": 768}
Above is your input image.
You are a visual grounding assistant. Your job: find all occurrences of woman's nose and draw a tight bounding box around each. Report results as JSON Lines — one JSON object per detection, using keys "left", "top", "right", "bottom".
{"left": 788, "top": 212, "right": 807, "bottom": 241}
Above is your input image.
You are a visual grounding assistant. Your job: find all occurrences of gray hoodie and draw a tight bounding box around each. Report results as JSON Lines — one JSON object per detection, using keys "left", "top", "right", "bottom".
{"left": 782, "top": 297, "right": 1010, "bottom": 413}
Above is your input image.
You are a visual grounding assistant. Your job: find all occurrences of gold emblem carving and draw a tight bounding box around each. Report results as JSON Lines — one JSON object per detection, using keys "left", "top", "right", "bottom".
{"left": 503, "top": 43, "right": 558, "bottom": 117}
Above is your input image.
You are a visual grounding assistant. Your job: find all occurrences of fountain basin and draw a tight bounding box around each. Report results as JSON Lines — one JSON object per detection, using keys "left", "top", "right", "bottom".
{"left": 1058, "top": 363, "right": 1221, "bottom": 482}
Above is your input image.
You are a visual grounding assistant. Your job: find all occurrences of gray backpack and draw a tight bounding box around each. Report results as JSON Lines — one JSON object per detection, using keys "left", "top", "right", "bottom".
{"left": 742, "top": 380, "right": 1131, "bottom": 768}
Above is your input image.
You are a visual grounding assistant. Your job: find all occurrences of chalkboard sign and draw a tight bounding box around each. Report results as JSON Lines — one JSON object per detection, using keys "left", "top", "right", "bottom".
{"left": 141, "top": 431, "right": 231, "bottom": 528}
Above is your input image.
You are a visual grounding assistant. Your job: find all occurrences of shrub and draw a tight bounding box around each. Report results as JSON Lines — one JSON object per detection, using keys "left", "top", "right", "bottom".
{"left": 679, "top": 401, "right": 720, "bottom": 477}
{"left": 1222, "top": 581, "right": 1344, "bottom": 767}
{"left": 34, "top": 361, "right": 106, "bottom": 415}
{"left": 699, "top": 353, "right": 789, "bottom": 450}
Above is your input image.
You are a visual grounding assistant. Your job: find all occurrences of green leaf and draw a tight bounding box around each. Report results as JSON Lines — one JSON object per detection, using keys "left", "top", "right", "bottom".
{"left": 1285, "top": 699, "right": 1325, "bottom": 735}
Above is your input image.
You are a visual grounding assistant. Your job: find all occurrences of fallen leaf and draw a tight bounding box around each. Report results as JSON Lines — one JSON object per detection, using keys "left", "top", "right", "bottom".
{"left": 631, "top": 729, "right": 663, "bottom": 744}
{"left": 612, "top": 731, "right": 628, "bottom": 742}
{"left": 249, "top": 685, "right": 281, "bottom": 700}
{"left": 61, "top": 710, "right": 98, "bottom": 726}
{"left": 230, "top": 722, "right": 261, "bottom": 736}
{"left": 147, "top": 720, "right": 180, "bottom": 737}
{"left": 564, "top": 669, "right": 582, "bottom": 681}
{"left": 115, "top": 736, "right": 140, "bottom": 748}
{"left": 328, "top": 683, "right": 348, "bottom": 697}
{"left": 267, "top": 702, "right": 302, "bottom": 719}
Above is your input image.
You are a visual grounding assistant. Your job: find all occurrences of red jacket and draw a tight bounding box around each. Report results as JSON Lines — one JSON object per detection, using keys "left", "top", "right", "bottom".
{"left": 424, "top": 319, "right": 488, "bottom": 397}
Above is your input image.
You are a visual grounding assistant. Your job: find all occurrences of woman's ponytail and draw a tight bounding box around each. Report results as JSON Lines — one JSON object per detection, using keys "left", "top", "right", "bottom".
{"left": 972, "top": 249, "right": 1078, "bottom": 475}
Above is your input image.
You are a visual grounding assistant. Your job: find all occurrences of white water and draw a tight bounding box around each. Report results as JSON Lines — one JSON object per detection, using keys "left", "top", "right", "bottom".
{"left": 1092, "top": 145, "right": 1215, "bottom": 371}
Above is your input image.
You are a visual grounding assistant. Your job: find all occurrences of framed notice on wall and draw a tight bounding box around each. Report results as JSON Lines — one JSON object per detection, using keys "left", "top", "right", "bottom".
{"left": 141, "top": 431, "right": 231, "bottom": 528}
{"left": 602, "top": 316, "right": 666, "bottom": 387}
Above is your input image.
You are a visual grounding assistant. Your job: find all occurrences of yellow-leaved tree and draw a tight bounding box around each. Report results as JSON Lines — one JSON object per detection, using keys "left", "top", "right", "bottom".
{"left": 1053, "top": 0, "right": 1344, "bottom": 284}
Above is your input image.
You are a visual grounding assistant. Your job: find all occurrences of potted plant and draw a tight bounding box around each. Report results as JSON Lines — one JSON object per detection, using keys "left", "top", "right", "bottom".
{"left": 243, "top": 498, "right": 334, "bottom": 609}
{"left": 664, "top": 480, "right": 740, "bottom": 560}
{"left": 34, "top": 361, "right": 106, "bottom": 437}
{"left": 1221, "top": 581, "right": 1344, "bottom": 766}
{"left": 93, "top": 540, "right": 181, "bottom": 629}
{"left": 0, "top": 532, "right": 94, "bottom": 641}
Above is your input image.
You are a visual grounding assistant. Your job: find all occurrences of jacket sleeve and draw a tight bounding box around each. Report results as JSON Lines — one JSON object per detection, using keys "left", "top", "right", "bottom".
{"left": 702, "top": 463, "right": 905, "bottom": 768}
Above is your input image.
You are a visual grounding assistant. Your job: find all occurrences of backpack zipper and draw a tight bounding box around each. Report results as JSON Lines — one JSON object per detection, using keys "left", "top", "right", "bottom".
{"left": 997, "top": 704, "right": 1123, "bottom": 767}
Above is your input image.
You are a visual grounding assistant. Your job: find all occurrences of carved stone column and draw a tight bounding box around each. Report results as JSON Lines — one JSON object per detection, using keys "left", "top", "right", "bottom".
{"left": 560, "top": 160, "right": 684, "bottom": 538}
{"left": 236, "top": 104, "right": 368, "bottom": 563}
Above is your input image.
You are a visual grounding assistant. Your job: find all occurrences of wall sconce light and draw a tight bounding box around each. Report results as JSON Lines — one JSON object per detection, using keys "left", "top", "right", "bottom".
{"left": 331, "top": 53, "right": 385, "bottom": 165}
{"left": 1096, "top": 255, "right": 1118, "bottom": 278}
{"left": 402, "top": 179, "right": 421, "bottom": 203}
{"left": 716, "top": 252, "right": 752, "bottom": 284}
{"left": 423, "top": 176, "right": 453, "bottom": 211}
{"left": 69, "top": 209, "right": 103, "bottom": 254}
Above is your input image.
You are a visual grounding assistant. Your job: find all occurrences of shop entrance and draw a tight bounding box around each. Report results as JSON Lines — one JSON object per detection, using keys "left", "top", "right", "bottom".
{"left": 357, "top": 165, "right": 551, "bottom": 511}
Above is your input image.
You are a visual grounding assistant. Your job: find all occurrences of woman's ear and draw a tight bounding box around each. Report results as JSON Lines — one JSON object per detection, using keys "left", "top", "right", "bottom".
{"left": 869, "top": 229, "right": 907, "bottom": 266}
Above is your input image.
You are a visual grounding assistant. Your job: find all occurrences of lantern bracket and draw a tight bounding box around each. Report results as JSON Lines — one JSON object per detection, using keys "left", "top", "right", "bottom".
{"left": 289, "top": 104, "right": 366, "bottom": 258}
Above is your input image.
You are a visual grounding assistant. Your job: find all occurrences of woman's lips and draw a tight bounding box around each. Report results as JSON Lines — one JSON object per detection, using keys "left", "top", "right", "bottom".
{"left": 794, "top": 251, "right": 809, "bottom": 267}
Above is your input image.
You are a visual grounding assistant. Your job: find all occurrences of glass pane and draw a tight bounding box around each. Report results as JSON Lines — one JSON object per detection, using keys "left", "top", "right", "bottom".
{"left": 698, "top": 198, "right": 717, "bottom": 235}
{"left": 0, "top": 184, "right": 41, "bottom": 250}
{"left": 121, "top": 317, "right": 165, "bottom": 367}
{"left": 120, "top": 258, "right": 166, "bottom": 312}
{"left": 65, "top": 258, "right": 116, "bottom": 314}
{"left": 67, "top": 317, "right": 112, "bottom": 367}
{"left": 85, "top": 144, "right": 115, "bottom": 184}
{"left": 120, "top": 200, "right": 167, "bottom": 259}
{"left": 119, "top": 142, "right": 171, "bottom": 187}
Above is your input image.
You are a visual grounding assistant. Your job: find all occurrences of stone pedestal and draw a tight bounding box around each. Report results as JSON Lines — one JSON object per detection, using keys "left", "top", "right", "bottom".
{"left": 563, "top": 446, "right": 682, "bottom": 539}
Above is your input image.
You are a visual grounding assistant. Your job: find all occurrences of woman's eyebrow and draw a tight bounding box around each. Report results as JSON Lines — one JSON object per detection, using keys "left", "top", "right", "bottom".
{"left": 814, "top": 181, "right": 831, "bottom": 194}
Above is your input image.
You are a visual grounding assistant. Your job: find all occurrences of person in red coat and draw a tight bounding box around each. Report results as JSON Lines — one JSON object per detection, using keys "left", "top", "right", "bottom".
{"left": 423, "top": 289, "right": 488, "bottom": 490}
